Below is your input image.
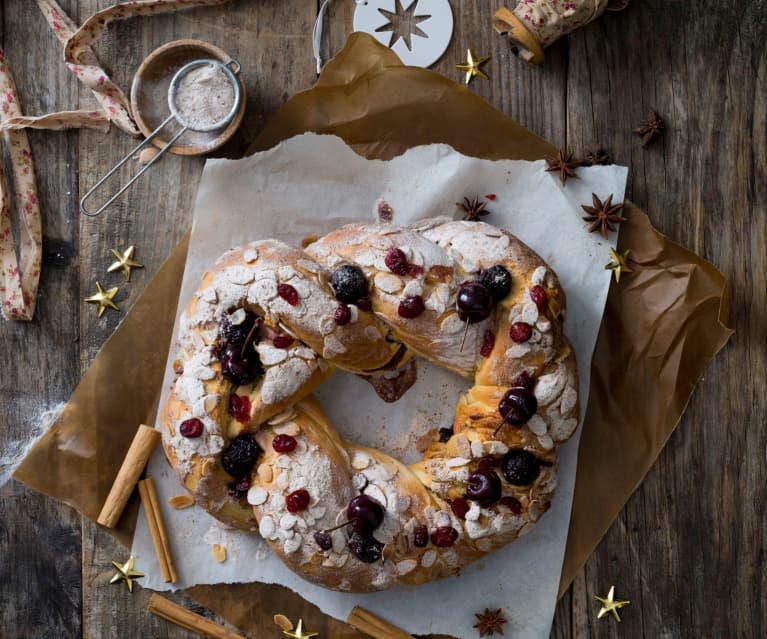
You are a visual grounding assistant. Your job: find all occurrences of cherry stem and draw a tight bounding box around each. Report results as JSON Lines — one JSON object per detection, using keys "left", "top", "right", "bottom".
{"left": 321, "top": 517, "right": 360, "bottom": 534}
{"left": 240, "top": 320, "right": 260, "bottom": 358}
{"left": 460, "top": 316, "right": 470, "bottom": 352}
{"left": 492, "top": 422, "right": 505, "bottom": 438}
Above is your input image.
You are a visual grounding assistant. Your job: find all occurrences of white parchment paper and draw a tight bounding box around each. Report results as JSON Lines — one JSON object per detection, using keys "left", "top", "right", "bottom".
{"left": 133, "top": 133, "right": 627, "bottom": 639}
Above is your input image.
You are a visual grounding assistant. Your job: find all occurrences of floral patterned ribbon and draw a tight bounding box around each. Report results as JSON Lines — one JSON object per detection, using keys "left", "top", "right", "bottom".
{"left": 0, "top": 0, "right": 228, "bottom": 320}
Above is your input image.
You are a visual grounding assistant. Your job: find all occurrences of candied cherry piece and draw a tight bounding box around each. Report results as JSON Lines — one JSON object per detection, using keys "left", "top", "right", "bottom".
{"left": 413, "top": 525, "right": 429, "bottom": 547}
{"left": 431, "top": 526, "right": 459, "bottom": 547}
{"left": 502, "top": 450, "right": 542, "bottom": 485}
{"left": 356, "top": 296, "right": 372, "bottom": 311}
{"left": 220, "top": 343, "right": 262, "bottom": 385}
{"left": 498, "top": 387, "right": 538, "bottom": 426}
{"left": 476, "top": 456, "right": 499, "bottom": 472}
{"left": 509, "top": 321, "right": 533, "bottom": 343}
{"left": 220, "top": 308, "right": 259, "bottom": 344}
{"left": 451, "top": 497, "right": 470, "bottom": 519}
{"left": 334, "top": 303, "right": 352, "bottom": 325}
{"left": 347, "top": 494, "right": 385, "bottom": 534}
{"left": 272, "top": 333, "right": 295, "bottom": 349}
{"left": 272, "top": 434, "right": 297, "bottom": 453}
{"left": 511, "top": 371, "right": 535, "bottom": 391}
{"left": 500, "top": 495, "right": 523, "bottom": 514}
{"left": 530, "top": 285, "right": 548, "bottom": 312}
{"left": 330, "top": 265, "right": 368, "bottom": 303}
{"left": 480, "top": 330, "right": 495, "bottom": 357}
{"left": 286, "top": 489, "right": 311, "bottom": 513}
{"left": 466, "top": 470, "right": 502, "bottom": 507}
{"left": 407, "top": 263, "right": 424, "bottom": 278}
{"left": 227, "top": 476, "right": 250, "bottom": 498}
{"left": 384, "top": 248, "right": 409, "bottom": 275}
{"left": 348, "top": 531, "right": 384, "bottom": 563}
{"left": 228, "top": 394, "right": 251, "bottom": 423}
{"left": 277, "top": 283, "right": 299, "bottom": 306}
{"left": 398, "top": 295, "right": 425, "bottom": 318}
{"left": 313, "top": 531, "right": 333, "bottom": 551}
{"left": 221, "top": 434, "right": 262, "bottom": 478}
{"left": 477, "top": 265, "right": 512, "bottom": 303}
{"left": 179, "top": 417, "right": 204, "bottom": 438}
{"left": 456, "top": 282, "right": 493, "bottom": 323}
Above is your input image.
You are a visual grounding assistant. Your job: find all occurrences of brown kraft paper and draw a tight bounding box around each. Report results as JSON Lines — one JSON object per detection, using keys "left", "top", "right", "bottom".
{"left": 14, "top": 33, "right": 732, "bottom": 636}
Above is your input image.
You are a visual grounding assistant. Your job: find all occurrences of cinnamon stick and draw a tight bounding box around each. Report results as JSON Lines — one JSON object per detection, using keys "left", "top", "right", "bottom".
{"left": 347, "top": 606, "right": 414, "bottom": 639}
{"left": 97, "top": 424, "right": 160, "bottom": 528}
{"left": 148, "top": 593, "right": 246, "bottom": 639}
{"left": 137, "top": 477, "right": 178, "bottom": 583}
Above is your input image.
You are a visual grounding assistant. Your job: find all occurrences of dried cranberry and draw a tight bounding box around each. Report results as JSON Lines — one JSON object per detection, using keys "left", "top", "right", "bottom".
{"left": 330, "top": 265, "right": 368, "bottom": 303}
{"left": 272, "top": 434, "right": 297, "bottom": 453}
{"left": 466, "top": 470, "right": 502, "bottom": 507}
{"left": 498, "top": 387, "right": 537, "bottom": 426}
{"left": 221, "top": 434, "right": 262, "bottom": 478}
{"left": 456, "top": 282, "right": 493, "bottom": 323}
{"left": 398, "top": 295, "right": 425, "bottom": 318}
{"left": 313, "top": 531, "right": 333, "bottom": 551}
{"left": 511, "top": 371, "right": 535, "bottom": 391}
{"left": 227, "top": 476, "right": 250, "bottom": 498}
{"left": 451, "top": 497, "right": 470, "bottom": 519}
{"left": 480, "top": 330, "right": 495, "bottom": 357}
{"left": 384, "top": 248, "right": 409, "bottom": 275}
{"left": 413, "top": 525, "right": 429, "bottom": 547}
{"left": 438, "top": 427, "right": 453, "bottom": 443}
{"left": 509, "top": 322, "right": 533, "bottom": 343}
{"left": 485, "top": 193, "right": 497, "bottom": 201}
{"left": 277, "top": 283, "right": 299, "bottom": 306}
{"left": 477, "top": 265, "right": 512, "bottom": 303}
{"left": 347, "top": 494, "right": 384, "bottom": 534}
{"left": 407, "top": 263, "right": 424, "bottom": 278}
{"left": 272, "top": 333, "right": 295, "bottom": 349}
{"left": 228, "top": 394, "right": 251, "bottom": 423}
{"left": 356, "top": 296, "right": 372, "bottom": 311}
{"left": 431, "top": 526, "right": 459, "bottom": 547}
{"left": 334, "top": 303, "right": 351, "bottom": 325}
{"left": 348, "top": 532, "right": 384, "bottom": 563}
{"left": 476, "top": 456, "right": 499, "bottom": 471}
{"left": 500, "top": 496, "right": 522, "bottom": 514}
{"left": 179, "top": 418, "right": 204, "bottom": 438}
{"left": 286, "top": 489, "right": 311, "bottom": 513}
{"left": 530, "top": 285, "right": 548, "bottom": 312}
{"left": 502, "top": 450, "right": 542, "bottom": 485}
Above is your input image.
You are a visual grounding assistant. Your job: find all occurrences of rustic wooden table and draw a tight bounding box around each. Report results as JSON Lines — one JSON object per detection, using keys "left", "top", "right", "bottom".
{"left": 1, "top": 1, "right": 763, "bottom": 637}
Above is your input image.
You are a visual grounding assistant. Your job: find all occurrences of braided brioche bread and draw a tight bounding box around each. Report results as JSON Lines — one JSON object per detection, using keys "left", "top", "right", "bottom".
{"left": 161, "top": 218, "right": 579, "bottom": 591}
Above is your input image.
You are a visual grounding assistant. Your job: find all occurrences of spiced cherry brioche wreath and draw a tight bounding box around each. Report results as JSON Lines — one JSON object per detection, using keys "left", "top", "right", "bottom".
{"left": 161, "top": 218, "right": 579, "bottom": 592}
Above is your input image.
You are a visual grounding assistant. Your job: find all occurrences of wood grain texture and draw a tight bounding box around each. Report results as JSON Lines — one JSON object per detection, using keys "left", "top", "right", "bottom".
{"left": 0, "top": 0, "right": 763, "bottom": 637}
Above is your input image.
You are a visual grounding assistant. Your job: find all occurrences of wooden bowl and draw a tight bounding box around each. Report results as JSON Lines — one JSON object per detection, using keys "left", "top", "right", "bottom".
{"left": 131, "top": 39, "right": 246, "bottom": 156}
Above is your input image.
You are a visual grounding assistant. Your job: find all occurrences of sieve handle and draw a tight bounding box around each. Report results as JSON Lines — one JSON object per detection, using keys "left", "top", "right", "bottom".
{"left": 80, "top": 114, "right": 188, "bottom": 217}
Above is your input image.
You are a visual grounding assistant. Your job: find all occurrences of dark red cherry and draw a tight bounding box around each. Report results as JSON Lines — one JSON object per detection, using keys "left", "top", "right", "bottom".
{"left": 347, "top": 494, "right": 385, "bottom": 534}
{"left": 220, "top": 343, "right": 262, "bottom": 385}
{"left": 451, "top": 497, "right": 470, "bottom": 519}
{"left": 334, "top": 303, "right": 351, "bottom": 325}
{"left": 509, "top": 322, "right": 533, "bottom": 343}
{"left": 477, "top": 265, "right": 512, "bottom": 303}
{"left": 530, "top": 285, "right": 548, "bottom": 312}
{"left": 407, "top": 263, "right": 424, "bottom": 278}
{"left": 476, "top": 456, "right": 499, "bottom": 472}
{"left": 348, "top": 532, "right": 384, "bottom": 563}
{"left": 356, "top": 296, "right": 372, "bottom": 311}
{"left": 313, "top": 531, "right": 333, "bottom": 551}
{"left": 498, "top": 387, "right": 537, "bottom": 426}
{"left": 456, "top": 282, "right": 493, "bottom": 323}
{"left": 500, "top": 496, "right": 523, "bottom": 514}
{"left": 502, "top": 450, "right": 542, "bottom": 485}
{"left": 384, "top": 248, "right": 409, "bottom": 275}
{"left": 272, "top": 434, "right": 297, "bottom": 453}
{"left": 219, "top": 309, "right": 259, "bottom": 344}
{"left": 330, "top": 265, "right": 368, "bottom": 303}
{"left": 398, "top": 295, "right": 425, "bottom": 318}
{"left": 511, "top": 371, "right": 535, "bottom": 391}
{"left": 413, "top": 525, "right": 429, "bottom": 547}
{"left": 286, "top": 489, "right": 311, "bottom": 513}
{"left": 227, "top": 476, "right": 250, "bottom": 498}
{"left": 431, "top": 526, "right": 459, "bottom": 547}
{"left": 277, "top": 283, "right": 299, "bottom": 306}
{"left": 272, "top": 333, "right": 295, "bottom": 349}
{"left": 228, "top": 394, "right": 251, "bottom": 423}
{"left": 466, "top": 470, "right": 502, "bottom": 507}
{"left": 438, "top": 427, "right": 453, "bottom": 443}
{"left": 179, "top": 418, "right": 204, "bottom": 438}
{"left": 480, "top": 330, "right": 495, "bottom": 357}
{"left": 221, "top": 434, "right": 262, "bottom": 478}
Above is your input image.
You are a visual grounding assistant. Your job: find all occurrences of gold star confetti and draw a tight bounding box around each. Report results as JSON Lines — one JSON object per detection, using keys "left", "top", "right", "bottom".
{"left": 456, "top": 49, "right": 490, "bottom": 84}
{"left": 283, "top": 618, "right": 319, "bottom": 639}
{"left": 594, "top": 585, "right": 630, "bottom": 621}
{"left": 107, "top": 245, "right": 143, "bottom": 281}
{"left": 84, "top": 281, "right": 119, "bottom": 317}
{"left": 109, "top": 556, "right": 144, "bottom": 593}
{"left": 604, "top": 247, "right": 634, "bottom": 283}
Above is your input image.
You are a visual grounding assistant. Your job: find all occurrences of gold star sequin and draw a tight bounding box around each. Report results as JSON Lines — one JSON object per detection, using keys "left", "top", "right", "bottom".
{"left": 109, "top": 556, "right": 144, "bottom": 593}
{"left": 107, "top": 245, "right": 143, "bottom": 281}
{"left": 283, "top": 619, "right": 319, "bottom": 639}
{"left": 456, "top": 49, "right": 490, "bottom": 84}
{"left": 84, "top": 281, "right": 119, "bottom": 317}
{"left": 604, "top": 247, "right": 634, "bottom": 283}
{"left": 594, "top": 585, "right": 630, "bottom": 621}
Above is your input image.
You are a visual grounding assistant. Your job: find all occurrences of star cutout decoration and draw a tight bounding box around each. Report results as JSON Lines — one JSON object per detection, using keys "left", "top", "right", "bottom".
{"left": 282, "top": 618, "right": 319, "bottom": 639}
{"left": 594, "top": 585, "right": 630, "bottom": 621}
{"left": 109, "top": 556, "right": 144, "bottom": 593}
{"left": 376, "top": 0, "right": 431, "bottom": 51}
{"left": 605, "top": 247, "right": 634, "bottom": 283}
{"left": 457, "top": 49, "right": 490, "bottom": 84}
{"left": 84, "top": 281, "right": 120, "bottom": 317}
{"left": 107, "top": 245, "right": 143, "bottom": 281}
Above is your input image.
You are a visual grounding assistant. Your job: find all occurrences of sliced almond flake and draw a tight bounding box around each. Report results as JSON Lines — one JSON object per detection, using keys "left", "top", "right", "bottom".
{"left": 446, "top": 457, "right": 471, "bottom": 468}
{"left": 243, "top": 248, "right": 259, "bottom": 263}
{"left": 247, "top": 487, "right": 268, "bottom": 506}
{"left": 257, "top": 464, "right": 273, "bottom": 483}
{"left": 527, "top": 414, "right": 547, "bottom": 436}
{"left": 351, "top": 452, "right": 371, "bottom": 470}
{"left": 364, "top": 484, "right": 387, "bottom": 509}
{"left": 284, "top": 536, "right": 302, "bottom": 554}
{"left": 421, "top": 549, "right": 437, "bottom": 567}
{"left": 211, "top": 544, "right": 227, "bottom": 562}
{"left": 453, "top": 434, "right": 471, "bottom": 458}
{"left": 374, "top": 272, "right": 404, "bottom": 294}
{"left": 532, "top": 266, "right": 548, "bottom": 285}
{"left": 168, "top": 494, "right": 195, "bottom": 509}
{"left": 225, "top": 265, "right": 255, "bottom": 286}
{"left": 268, "top": 409, "right": 297, "bottom": 426}
{"left": 538, "top": 434, "right": 554, "bottom": 450}
{"left": 296, "top": 258, "right": 320, "bottom": 274}
{"left": 273, "top": 421, "right": 300, "bottom": 437}
{"left": 396, "top": 559, "right": 418, "bottom": 575}
{"left": 536, "top": 317, "right": 552, "bottom": 333}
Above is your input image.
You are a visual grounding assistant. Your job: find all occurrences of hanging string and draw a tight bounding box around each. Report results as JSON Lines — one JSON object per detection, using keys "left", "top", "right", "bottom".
{"left": 313, "top": 0, "right": 366, "bottom": 74}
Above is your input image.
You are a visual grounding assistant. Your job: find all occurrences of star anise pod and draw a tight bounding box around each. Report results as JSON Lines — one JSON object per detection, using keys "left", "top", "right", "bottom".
{"left": 581, "top": 193, "right": 627, "bottom": 238}
{"left": 634, "top": 110, "right": 664, "bottom": 146}
{"left": 458, "top": 195, "right": 491, "bottom": 221}
{"left": 544, "top": 147, "right": 580, "bottom": 185}
{"left": 583, "top": 144, "right": 611, "bottom": 166}
{"left": 473, "top": 608, "right": 507, "bottom": 637}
